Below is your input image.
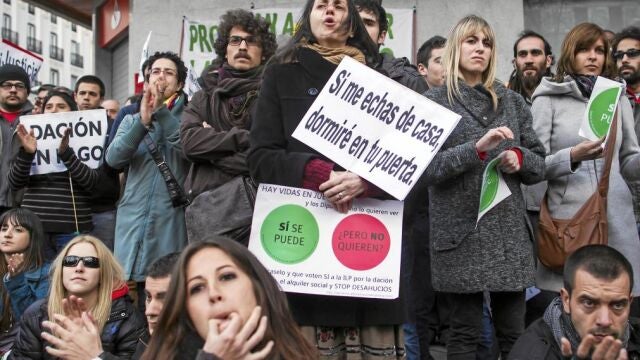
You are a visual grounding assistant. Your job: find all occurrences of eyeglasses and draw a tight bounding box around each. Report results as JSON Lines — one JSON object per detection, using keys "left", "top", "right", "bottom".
{"left": 62, "top": 255, "right": 100, "bottom": 268}
{"left": 228, "top": 35, "right": 260, "bottom": 47}
{"left": 613, "top": 49, "right": 640, "bottom": 61}
{"left": 150, "top": 68, "right": 177, "bottom": 77}
{"left": 0, "top": 82, "right": 26, "bottom": 91}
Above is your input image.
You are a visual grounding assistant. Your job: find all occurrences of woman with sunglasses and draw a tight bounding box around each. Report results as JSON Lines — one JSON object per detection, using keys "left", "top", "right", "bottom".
{"left": 0, "top": 208, "right": 49, "bottom": 355}
{"left": 8, "top": 235, "right": 145, "bottom": 359}
{"left": 527, "top": 23, "right": 640, "bottom": 309}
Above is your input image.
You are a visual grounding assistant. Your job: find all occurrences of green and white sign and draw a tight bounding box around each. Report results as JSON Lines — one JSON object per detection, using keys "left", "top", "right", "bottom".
{"left": 181, "top": 8, "right": 414, "bottom": 77}
{"left": 478, "top": 156, "right": 512, "bottom": 223}
{"left": 579, "top": 76, "right": 623, "bottom": 141}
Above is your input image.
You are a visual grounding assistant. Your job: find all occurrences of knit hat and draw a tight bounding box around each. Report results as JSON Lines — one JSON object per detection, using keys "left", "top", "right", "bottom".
{"left": 0, "top": 64, "right": 30, "bottom": 91}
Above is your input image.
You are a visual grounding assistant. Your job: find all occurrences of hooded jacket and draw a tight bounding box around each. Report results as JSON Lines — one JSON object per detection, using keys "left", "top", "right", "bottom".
{"left": 526, "top": 76, "right": 640, "bottom": 293}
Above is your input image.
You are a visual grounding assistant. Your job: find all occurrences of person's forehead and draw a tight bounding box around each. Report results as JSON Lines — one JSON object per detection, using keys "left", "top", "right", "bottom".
{"left": 616, "top": 38, "right": 640, "bottom": 51}
{"left": 2, "top": 79, "right": 25, "bottom": 84}
{"left": 145, "top": 276, "right": 171, "bottom": 292}
{"left": 77, "top": 82, "right": 101, "bottom": 92}
{"left": 151, "top": 58, "right": 178, "bottom": 70}
{"left": 229, "top": 26, "right": 253, "bottom": 37}
{"left": 517, "top": 36, "right": 545, "bottom": 51}
{"left": 358, "top": 8, "right": 378, "bottom": 23}
{"left": 573, "top": 268, "right": 631, "bottom": 297}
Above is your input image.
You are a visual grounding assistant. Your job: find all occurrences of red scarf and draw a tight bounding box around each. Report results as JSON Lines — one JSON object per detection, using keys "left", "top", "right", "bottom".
{"left": 627, "top": 87, "right": 640, "bottom": 105}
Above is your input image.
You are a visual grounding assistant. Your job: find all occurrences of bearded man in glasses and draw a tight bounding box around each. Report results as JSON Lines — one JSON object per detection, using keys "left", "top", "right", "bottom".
{"left": 0, "top": 64, "right": 33, "bottom": 215}
{"left": 180, "top": 9, "right": 277, "bottom": 244}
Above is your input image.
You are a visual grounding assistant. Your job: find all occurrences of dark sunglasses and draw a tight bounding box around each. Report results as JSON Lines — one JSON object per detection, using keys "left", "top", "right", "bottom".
{"left": 613, "top": 49, "right": 640, "bottom": 61}
{"left": 62, "top": 255, "right": 100, "bottom": 268}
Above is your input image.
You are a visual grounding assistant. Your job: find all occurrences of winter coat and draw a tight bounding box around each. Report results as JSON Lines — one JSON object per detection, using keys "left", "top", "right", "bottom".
{"left": 180, "top": 66, "right": 255, "bottom": 200}
{"left": 9, "top": 295, "right": 145, "bottom": 359}
{"left": 376, "top": 53, "right": 428, "bottom": 94}
{"left": 526, "top": 77, "right": 640, "bottom": 293}
{"left": 422, "top": 81, "right": 545, "bottom": 293}
{"left": 626, "top": 88, "right": 640, "bottom": 223}
{"left": 508, "top": 317, "right": 640, "bottom": 360}
{"left": 105, "top": 94, "right": 188, "bottom": 282}
{"left": 1, "top": 263, "right": 50, "bottom": 323}
{"left": 248, "top": 47, "right": 405, "bottom": 326}
{"left": 0, "top": 102, "right": 32, "bottom": 208}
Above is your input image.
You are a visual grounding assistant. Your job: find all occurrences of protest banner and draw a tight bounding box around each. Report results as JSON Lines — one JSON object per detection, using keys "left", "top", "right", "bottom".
{"left": 478, "top": 156, "right": 512, "bottom": 223}
{"left": 180, "top": 8, "right": 413, "bottom": 76}
{"left": 248, "top": 183, "right": 403, "bottom": 299}
{"left": 291, "top": 56, "right": 461, "bottom": 200}
{"left": 0, "top": 39, "right": 43, "bottom": 87}
{"left": 137, "top": 31, "right": 152, "bottom": 84}
{"left": 19, "top": 109, "right": 108, "bottom": 175}
{"left": 578, "top": 76, "right": 623, "bottom": 141}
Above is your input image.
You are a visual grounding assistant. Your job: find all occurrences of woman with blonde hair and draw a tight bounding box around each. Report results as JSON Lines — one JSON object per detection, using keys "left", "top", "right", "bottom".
{"left": 8, "top": 235, "right": 145, "bottom": 359}
{"left": 528, "top": 23, "right": 640, "bottom": 314}
{"left": 422, "top": 15, "right": 545, "bottom": 358}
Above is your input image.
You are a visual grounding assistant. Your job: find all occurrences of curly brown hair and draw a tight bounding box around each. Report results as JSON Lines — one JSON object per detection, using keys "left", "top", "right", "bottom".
{"left": 213, "top": 9, "right": 277, "bottom": 68}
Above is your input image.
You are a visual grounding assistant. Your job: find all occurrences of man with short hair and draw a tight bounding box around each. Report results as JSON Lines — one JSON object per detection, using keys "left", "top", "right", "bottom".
{"left": 0, "top": 64, "right": 33, "bottom": 214}
{"left": 416, "top": 36, "right": 446, "bottom": 89}
{"left": 613, "top": 27, "right": 640, "bottom": 240}
{"left": 507, "top": 30, "right": 553, "bottom": 105}
{"left": 102, "top": 99, "right": 120, "bottom": 122}
{"left": 131, "top": 252, "right": 180, "bottom": 358}
{"left": 31, "top": 84, "right": 54, "bottom": 114}
{"left": 74, "top": 75, "right": 105, "bottom": 111}
{"left": 510, "top": 245, "right": 640, "bottom": 359}
{"left": 355, "top": 0, "right": 427, "bottom": 93}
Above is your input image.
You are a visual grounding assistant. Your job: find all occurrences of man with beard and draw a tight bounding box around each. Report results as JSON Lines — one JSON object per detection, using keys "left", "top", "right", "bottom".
{"left": 0, "top": 65, "right": 32, "bottom": 214}
{"left": 613, "top": 27, "right": 640, "bottom": 240}
{"left": 508, "top": 30, "right": 554, "bottom": 105}
{"left": 510, "top": 245, "right": 640, "bottom": 360}
{"left": 180, "top": 9, "right": 277, "bottom": 243}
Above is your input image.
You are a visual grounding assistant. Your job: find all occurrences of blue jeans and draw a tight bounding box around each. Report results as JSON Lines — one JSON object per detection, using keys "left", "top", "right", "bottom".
{"left": 90, "top": 209, "right": 116, "bottom": 251}
{"left": 44, "top": 232, "right": 79, "bottom": 260}
{"left": 404, "top": 323, "right": 420, "bottom": 360}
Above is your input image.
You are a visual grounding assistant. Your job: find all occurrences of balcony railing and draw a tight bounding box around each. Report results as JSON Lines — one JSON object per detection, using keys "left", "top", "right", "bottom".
{"left": 50, "top": 45, "right": 64, "bottom": 61}
{"left": 1, "top": 28, "right": 19, "bottom": 45}
{"left": 70, "top": 52, "right": 83, "bottom": 68}
{"left": 27, "top": 37, "right": 42, "bottom": 54}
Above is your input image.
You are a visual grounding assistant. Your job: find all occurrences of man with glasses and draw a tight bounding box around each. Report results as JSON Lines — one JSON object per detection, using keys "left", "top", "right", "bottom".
{"left": 0, "top": 64, "right": 33, "bottom": 214}
{"left": 507, "top": 30, "right": 554, "bottom": 106}
{"left": 106, "top": 51, "right": 189, "bottom": 307}
{"left": 180, "top": 9, "right": 277, "bottom": 243}
{"left": 613, "top": 27, "right": 640, "bottom": 241}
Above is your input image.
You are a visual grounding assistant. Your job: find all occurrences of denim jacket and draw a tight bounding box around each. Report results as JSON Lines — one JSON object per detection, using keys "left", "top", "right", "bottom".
{"left": 2, "top": 262, "right": 50, "bottom": 322}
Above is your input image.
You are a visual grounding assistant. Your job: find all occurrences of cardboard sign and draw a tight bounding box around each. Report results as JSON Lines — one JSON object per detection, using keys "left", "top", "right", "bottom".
{"left": 0, "top": 39, "right": 43, "bottom": 87}
{"left": 181, "top": 8, "right": 414, "bottom": 76}
{"left": 477, "top": 156, "right": 512, "bottom": 223}
{"left": 248, "top": 184, "right": 403, "bottom": 299}
{"left": 579, "top": 76, "right": 623, "bottom": 141}
{"left": 19, "top": 109, "right": 108, "bottom": 175}
{"left": 292, "top": 56, "right": 461, "bottom": 200}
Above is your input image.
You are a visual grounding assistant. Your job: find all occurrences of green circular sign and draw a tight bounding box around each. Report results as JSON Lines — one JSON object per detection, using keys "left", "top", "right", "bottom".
{"left": 588, "top": 87, "right": 618, "bottom": 138}
{"left": 480, "top": 168, "right": 498, "bottom": 212}
{"left": 261, "top": 205, "right": 319, "bottom": 264}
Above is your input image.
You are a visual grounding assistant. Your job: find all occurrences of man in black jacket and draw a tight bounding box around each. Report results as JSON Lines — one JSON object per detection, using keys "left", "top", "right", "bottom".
{"left": 510, "top": 245, "right": 640, "bottom": 360}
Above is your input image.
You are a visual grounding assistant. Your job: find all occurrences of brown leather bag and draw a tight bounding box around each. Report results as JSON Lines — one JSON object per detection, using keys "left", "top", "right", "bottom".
{"left": 537, "top": 112, "right": 618, "bottom": 273}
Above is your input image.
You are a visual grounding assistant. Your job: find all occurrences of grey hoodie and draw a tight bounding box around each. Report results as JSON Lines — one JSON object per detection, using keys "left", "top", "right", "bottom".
{"left": 526, "top": 76, "right": 640, "bottom": 293}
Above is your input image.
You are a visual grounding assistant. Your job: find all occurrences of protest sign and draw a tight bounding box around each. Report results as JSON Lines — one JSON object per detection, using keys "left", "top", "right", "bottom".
{"left": 137, "top": 31, "right": 152, "bottom": 84}
{"left": 248, "top": 183, "right": 403, "bottom": 299}
{"left": 19, "top": 109, "right": 108, "bottom": 175}
{"left": 181, "top": 8, "right": 413, "bottom": 76}
{"left": 0, "top": 39, "right": 43, "bottom": 87}
{"left": 578, "top": 76, "right": 623, "bottom": 141}
{"left": 184, "top": 65, "right": 202, "bottom": 101}
{"left": 478, "top": 156, "right": 512, "bottom": 223}
{"left": 291, "top": 56, "right": 461, "bottom": 200}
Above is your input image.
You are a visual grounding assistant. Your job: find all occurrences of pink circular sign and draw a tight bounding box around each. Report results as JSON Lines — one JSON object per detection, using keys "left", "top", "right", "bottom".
{"left": 332, "top": 214, "right": 390, "bottom": 270}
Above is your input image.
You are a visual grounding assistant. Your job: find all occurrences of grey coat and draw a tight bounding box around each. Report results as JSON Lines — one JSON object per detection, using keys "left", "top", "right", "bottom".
{"left": 527, "top": 77, "right": 640, "bottom": 293}
{"left": 626, "top": 88, "right": 640, "bottom": 222}
{"left": 423, "top": 81, "right": 545, "bottom": 293}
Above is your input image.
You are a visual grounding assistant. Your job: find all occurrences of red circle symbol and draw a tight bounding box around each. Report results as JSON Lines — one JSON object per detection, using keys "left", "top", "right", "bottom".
{"left": 332, "top": 214, "right": 391, "bottom": 270}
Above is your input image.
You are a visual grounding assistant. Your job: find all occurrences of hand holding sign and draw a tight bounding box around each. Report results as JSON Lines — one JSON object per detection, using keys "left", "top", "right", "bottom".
{"left": 570, "top": 138, "right": 605, "bottom": 162}
{"left": 476, "top": 127, "right": 514, "bottom": 153}
{"left": 16, "top": 124, "right": 37, "bottom": 154}
{"left": 320, "top": 170, "right": 367, "bottom": 211}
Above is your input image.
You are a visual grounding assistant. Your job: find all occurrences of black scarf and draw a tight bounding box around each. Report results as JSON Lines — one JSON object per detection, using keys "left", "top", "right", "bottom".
{"left": 571, "top": 74, "right": 597, "bottom": 98}
{"left": 210, "top": 64, "right": 263, "bottom": 130}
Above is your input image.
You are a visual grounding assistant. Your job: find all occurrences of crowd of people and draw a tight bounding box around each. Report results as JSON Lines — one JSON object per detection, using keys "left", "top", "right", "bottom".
{"left": 0, "top": 0, "right": 639, "bottom": 359}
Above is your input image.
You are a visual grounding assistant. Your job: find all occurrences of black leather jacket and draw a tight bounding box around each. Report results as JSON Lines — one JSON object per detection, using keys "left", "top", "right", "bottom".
{"left": 9, "top": 295, "right": 145, "bottom": 359}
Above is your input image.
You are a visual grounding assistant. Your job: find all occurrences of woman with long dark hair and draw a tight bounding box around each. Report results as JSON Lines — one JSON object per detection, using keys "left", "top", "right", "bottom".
{"left": 422, "top": 15, "right": 545, "bottom": 358}
{"left": 142, "top": 237, "right": 316, "bottom": 359}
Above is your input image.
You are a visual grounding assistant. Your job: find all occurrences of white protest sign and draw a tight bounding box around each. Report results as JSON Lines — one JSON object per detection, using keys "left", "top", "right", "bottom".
{"left": 19, "top": 109, "right": 108, "bottom": 175}
{"left": 292, "top": 56, "right": 461, "bottom": 200}
{"left": 478, "top": 156, "right": 512, "bottom": 223}
{"left": 181, "top": 8, "right": 414, "bottom": 76}
{"left": 137, "top": 31, "right": 152, "bottom": 84}
{"left": 248, "top": 183, "right": 403, "bottom": 299}
{"left": 578, "top": 76, "right": 623, "bottom": 141}
{"left": 184, "top": 65, "right": 202, "bottom": 101}
{"left": 0, "top": 39, "right": 43, "bottom": 87}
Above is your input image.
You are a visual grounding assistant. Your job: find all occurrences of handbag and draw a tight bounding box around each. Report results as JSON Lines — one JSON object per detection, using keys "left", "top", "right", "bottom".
{"left": 537, "top": 112, "right": 618, "bottom": 272}
{"left": 144, "top": 134, "right": 190, "bottom": 208}
{"left": 185, "top": 176, "right": 257, "bottom": 245}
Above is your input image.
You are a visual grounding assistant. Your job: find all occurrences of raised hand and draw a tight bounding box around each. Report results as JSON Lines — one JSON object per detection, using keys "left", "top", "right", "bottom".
{"left": 560, "top": 335, "right": 628, "bottom": 360}
{"left": 16, "top": 124, "right": 37, "bottom": 154}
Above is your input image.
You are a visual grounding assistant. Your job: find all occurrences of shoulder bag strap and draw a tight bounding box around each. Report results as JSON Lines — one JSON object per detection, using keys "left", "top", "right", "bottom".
{"left": 143, "top": 133, "right": 190, "bottom": 207}
{"left": 596, "top": 109, "right": 619, "bottom": 197}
